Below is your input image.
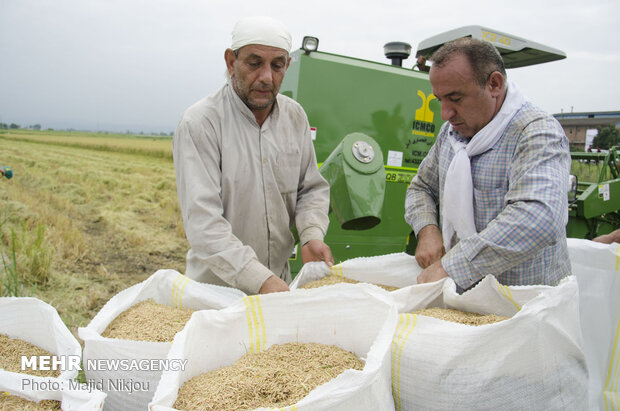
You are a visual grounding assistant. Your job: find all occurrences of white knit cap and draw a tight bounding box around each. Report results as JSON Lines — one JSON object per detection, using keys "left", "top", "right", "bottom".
{"left": 230, "top": 16, "right": 292, "bottom": 53}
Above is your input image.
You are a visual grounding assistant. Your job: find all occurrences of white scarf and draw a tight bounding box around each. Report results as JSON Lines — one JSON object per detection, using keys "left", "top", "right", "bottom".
{"left": 441, "top": 81, "right": 527, "bottom": 251}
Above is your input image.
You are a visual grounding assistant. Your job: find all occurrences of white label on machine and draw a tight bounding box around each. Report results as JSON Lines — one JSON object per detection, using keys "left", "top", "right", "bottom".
{"left": 387, "top": 150, "right": 403, "bottom": 167}
{"left": 310, "top": 127, "right": 317, "bottom": 141}
{"left": 599, "top": 184, "right": 610, "bottom": 201}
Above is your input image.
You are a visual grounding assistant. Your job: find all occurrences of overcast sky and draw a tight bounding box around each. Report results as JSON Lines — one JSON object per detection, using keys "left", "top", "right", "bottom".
{"left": 1, "top": 0, "right": 619, "bottom": 133}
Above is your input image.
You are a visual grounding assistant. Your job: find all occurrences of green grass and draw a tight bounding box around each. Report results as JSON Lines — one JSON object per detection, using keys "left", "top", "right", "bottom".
{"left": 1, "top": 227, "right": 21, "bottom": 297}
{"left": 0, "top": 209, "right": 51, "bottom": 296}
{"left": 0, "top": 224, "right": 52, "bottom": 296}
{"left": 571, "top": 159, "right": 617, "bottom": 185}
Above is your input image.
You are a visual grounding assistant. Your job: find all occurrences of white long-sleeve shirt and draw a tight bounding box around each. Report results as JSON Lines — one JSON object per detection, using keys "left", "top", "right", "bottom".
{"left": 173, "top": 82, "right": 330, "bottom": 295}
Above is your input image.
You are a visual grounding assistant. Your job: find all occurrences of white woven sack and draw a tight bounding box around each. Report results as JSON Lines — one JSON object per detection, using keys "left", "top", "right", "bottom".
{"left": 391, "top": 275, "right": 588, "bottom": 411}
{"left": 78, "top": 269, "right": 246, "bottom": 411}
{"left": 567, "top": 238, "right": 620, "bottom": 410}
{"left": 149, "top": 284, "right": 398, "bottom": 411}
{"left": 0, "top": 297, "right": 82, "bottom": 381}
{"left": 290, "top": 252, "right": 444, "bottom": 312}
{"left": 0, "top": 370, "right": 106, "bottom": 410}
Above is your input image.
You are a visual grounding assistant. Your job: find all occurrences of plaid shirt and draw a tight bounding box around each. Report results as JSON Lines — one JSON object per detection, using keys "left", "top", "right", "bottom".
{"left": 405, "top": 101, "right": 571, "bottom": 290}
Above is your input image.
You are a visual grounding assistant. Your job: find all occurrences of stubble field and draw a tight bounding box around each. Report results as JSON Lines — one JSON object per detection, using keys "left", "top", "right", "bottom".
{"left": 0, "top": 130, "right": 187, "bottom": 335}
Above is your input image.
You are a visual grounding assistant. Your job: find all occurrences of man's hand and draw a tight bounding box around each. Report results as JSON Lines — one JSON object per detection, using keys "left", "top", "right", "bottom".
{"left": 417, "top": 259, "right": 448, "bottom": 284}
{"left": 301, "top": 239, "right": 334, "bottom": 266}
{"left": 415, "top": 225, "right": 445, "bottom": 268}
{"left": 259, "top": 275, "right": 290, "bottom": 294}
{"left": 593, "top": 229, "right": 620, "bottom": 244}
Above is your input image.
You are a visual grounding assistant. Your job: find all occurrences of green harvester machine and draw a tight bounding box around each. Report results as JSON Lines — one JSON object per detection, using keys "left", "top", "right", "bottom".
{"left": 567, "top": 148, "right": 620, "bottom": 238}
{"left": 281, "top": 25, "right": 620, "bottom": 275}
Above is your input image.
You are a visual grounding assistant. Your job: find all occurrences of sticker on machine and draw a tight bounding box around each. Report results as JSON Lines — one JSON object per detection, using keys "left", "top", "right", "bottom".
{"left": 598, "top": 183, "right": 610, "bottom": 201}
{"left": 387, "top": 150, "right": 403, "bottom": 167}
{"left": 310, "top": 127, "right": 317, "bottom": 141}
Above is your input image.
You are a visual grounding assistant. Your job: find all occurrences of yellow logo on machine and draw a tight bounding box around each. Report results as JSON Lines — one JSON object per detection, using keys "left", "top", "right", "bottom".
{"left": 412, "top": 90, "right": 436, "bottom": 137}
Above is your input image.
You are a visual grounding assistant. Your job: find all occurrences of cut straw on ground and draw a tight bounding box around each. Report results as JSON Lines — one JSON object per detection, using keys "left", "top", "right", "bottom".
{"left": 173, "top": 342, "right": 364, "bottom": 411}
{"left": 300, "top": 274, "right": 399, "bottom": 292}
{"left": 101, "top": 299, "right": 193, "bottom": 342}
{"left": 0, "top": 334, "right": 61, "bottom": 378}
{"left": 412, "top": 307, "right": 509, "bottom": 326}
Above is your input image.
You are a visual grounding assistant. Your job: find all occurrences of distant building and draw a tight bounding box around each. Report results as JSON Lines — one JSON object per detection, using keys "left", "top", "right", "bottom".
{"left": 553, "top": 111, "right": 620, "bottom": 150}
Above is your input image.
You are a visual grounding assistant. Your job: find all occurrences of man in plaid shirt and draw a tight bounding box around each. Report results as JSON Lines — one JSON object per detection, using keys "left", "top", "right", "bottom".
{"left": 405, "top": 38, "right": 571, "bottom": 291}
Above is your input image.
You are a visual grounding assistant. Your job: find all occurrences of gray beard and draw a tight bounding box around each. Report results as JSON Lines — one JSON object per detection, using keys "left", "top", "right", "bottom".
{"left": 232, "top": 77, "right": 275, "bottom": 111}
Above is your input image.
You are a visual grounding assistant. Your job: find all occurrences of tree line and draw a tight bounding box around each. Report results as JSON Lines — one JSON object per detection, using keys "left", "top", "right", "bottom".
{"left": 0, "top": 123, "right": 173, "bottom": 136}
{"left": 592, "top": 125, "right": 620, "bottom": 150}
{"left": 0, "top": 123, "right": 39, "bottom": 130}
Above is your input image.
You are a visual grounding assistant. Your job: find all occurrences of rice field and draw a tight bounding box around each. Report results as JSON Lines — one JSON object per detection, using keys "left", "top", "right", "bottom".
{"left": 0, "top": 129, "right": 187, "bottom": 333}
{"left": 3, "top": 129, "right": 173, "bottom": 159}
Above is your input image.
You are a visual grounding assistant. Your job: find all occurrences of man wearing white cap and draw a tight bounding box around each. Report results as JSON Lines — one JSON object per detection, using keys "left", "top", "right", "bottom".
{"left": 173, "top": 16, "right": 333, "bottom": 295}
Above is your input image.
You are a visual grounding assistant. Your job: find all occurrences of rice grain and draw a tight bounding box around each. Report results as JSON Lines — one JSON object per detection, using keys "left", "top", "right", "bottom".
{"left": 101, "top": 299, "right": 194, "bottom": 342}
{"left": 0, "top": 394, "right": 61, "bottom": 411}
{"left": 412, "top": 307, "right": 509, "bottom": 326}
{"left": 300, "top": 274, "right": 398, "bottom": 292}
{"left": 173, "top": 342, "right": 364, "bottom": 411}
{"left": 0, "top": 334, "right": 61, "bottom": 378}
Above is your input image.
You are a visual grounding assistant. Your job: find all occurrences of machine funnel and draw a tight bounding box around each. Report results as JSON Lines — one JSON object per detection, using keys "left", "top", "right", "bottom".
{"left": 319, "top": 133, "right": 386, "bottom": 230}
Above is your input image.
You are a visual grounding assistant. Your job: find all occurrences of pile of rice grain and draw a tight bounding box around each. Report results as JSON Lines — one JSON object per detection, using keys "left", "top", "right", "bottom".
{"left": 0, "top": 334, "right": 61, "bottom": 378}
{"left": 0, "top": 394, "right": 61, "bottom": 411}
{"left": 300, "top": 274, "right": 399, "bottom": 292}
{"left": 412, "top": 307, "right": 509, "bottom": 326}
{"left": 101, "top": 299, "right": 194, "bottom": 342}
{"left": 173, "top": 342, "right": 364, "bottom": 411}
